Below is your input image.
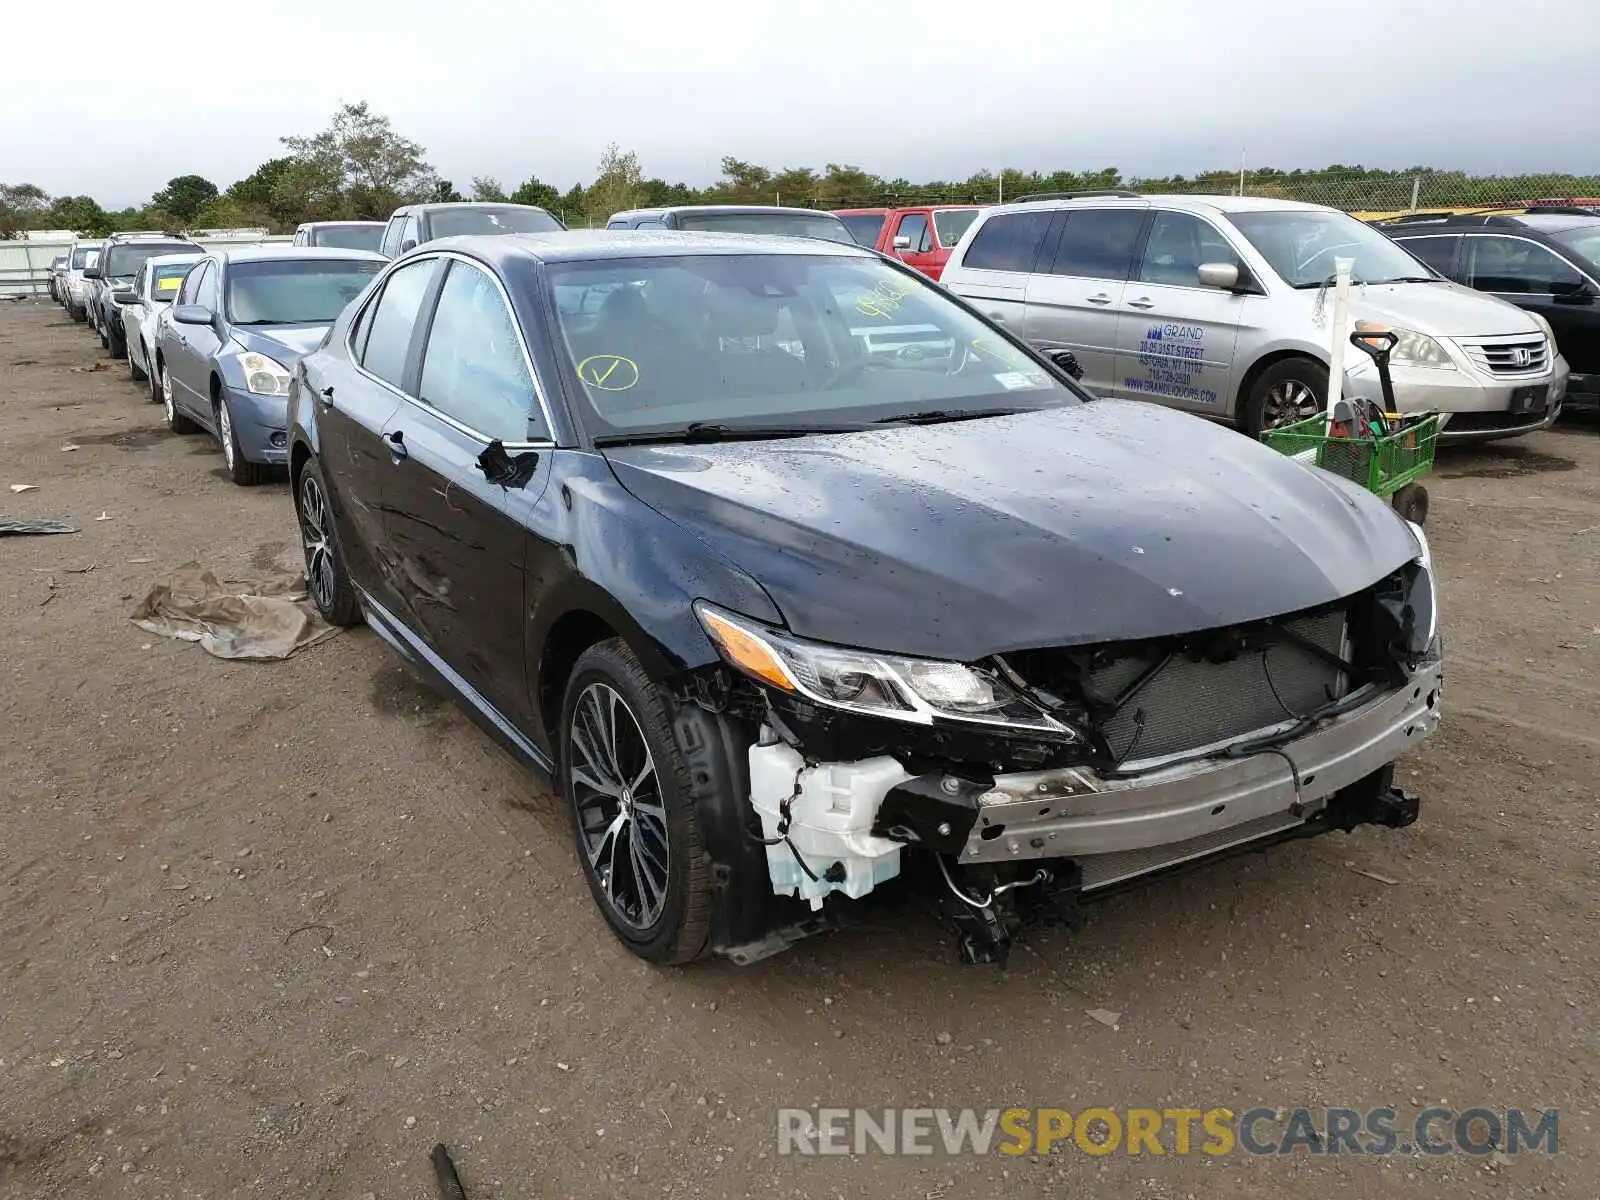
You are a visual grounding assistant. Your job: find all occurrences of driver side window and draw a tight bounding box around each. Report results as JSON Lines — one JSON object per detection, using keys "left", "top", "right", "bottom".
{"left": 178, "top": 261, "right": 209, "bottom": 305}
{"left": 196, "top": 263, "right": 220, "bottom": 311}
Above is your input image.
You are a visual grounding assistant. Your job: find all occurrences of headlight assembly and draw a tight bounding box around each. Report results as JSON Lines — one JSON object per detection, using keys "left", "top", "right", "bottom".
{"left": 240, "top": 351, "right": 292, "bottom": 397}
{"left": 1388, "top": 328, "right": 1456, "bottom": 370}
{"left": 1406, "top": 520, "right": 1439, "bottom": 652}
{"left": 695, "top": 603, "right": 1076, "bottom": 736}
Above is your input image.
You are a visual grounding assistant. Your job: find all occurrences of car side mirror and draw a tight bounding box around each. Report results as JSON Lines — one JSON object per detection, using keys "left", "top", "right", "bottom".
{"left": 892, "top": 235, "right": 912, "bottom": 250}
{"left": 83, "top": 266, "right": 101, "bottom": 279}
{"left": 475, "top": 439, "right": 540, "bottom": 488}
{"left": 1197, "top": 262, "right": 1240, "bottom": 290}
{"left": 400, "top": 239, "right": 417, "bottom": 254}
{"left": 1047, "top": 348, "right": 1085, "bottom": 381}
{"left": 111, "top": 288, "right": 138, "bottom": 304}
{"left": 1552, "top": 279, "right": 1594, "bottom": 304}
{"left": 172, "top": 304, "right": 214, "bottom": 326}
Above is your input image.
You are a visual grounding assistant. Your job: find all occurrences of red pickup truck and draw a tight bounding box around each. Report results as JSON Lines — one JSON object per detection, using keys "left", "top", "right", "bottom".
{"left": 835, "top": 205, "right": 985, "bottom": 281}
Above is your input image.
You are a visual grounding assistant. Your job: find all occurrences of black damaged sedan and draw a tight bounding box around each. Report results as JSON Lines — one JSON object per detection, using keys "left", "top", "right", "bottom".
{"left": 288, "top": 230, "right": 1443, "bottom": 965}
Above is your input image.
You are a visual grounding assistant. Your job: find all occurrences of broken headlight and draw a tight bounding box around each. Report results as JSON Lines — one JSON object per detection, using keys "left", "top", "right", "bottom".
{"left": 695, "top": 603, "right": 1076, "bottom": 736}
{"left": 1407, "top": 521, "right": 1438, "bottom": 653}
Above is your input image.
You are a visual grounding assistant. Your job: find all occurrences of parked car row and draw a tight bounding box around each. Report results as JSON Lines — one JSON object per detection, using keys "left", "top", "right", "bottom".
{"left": 48, "top": 205, "right": 1445, "bottom": 967}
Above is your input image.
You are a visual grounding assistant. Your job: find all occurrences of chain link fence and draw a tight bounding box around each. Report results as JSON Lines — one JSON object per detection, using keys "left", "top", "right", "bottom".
{"left": 808, "top": 172, "right": 1600, "bottom": 219}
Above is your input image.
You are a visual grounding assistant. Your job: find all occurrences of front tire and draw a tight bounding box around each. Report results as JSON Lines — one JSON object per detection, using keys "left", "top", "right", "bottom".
{"left": 129, "top": 340, "right": 146, "bottom": 383}
{"left": 217, "top": 394, "right": 272, "bottom": 486}
{"left": 561, "top": 639, "right": 713, "bottom": 964}
{"left": 1244, "top": 358, "right": 1326, "bottom": 436}
{"left": 294, "top": 459, "right": 363, "bottom": 627}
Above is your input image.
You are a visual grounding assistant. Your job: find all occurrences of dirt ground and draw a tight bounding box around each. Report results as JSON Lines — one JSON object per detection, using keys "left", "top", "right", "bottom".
{"left": 1, "top": 299, "right": 1596, "bottom": 1200}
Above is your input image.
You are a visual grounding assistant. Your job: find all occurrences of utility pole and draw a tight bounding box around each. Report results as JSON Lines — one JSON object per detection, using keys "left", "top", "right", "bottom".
{"left": 997, "top": 170, "right": 1004, "bottom": 205}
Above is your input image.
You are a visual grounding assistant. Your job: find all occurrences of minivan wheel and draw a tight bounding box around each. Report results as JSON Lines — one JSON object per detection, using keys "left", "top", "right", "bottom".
{"left": 295, "top": 460, "right": 362, "bottom": 627}
{"left": 1244, "top": 359, "right": 1326, "bottom": 436}
{"left": 561, "top": 639, "right": 713, "bottom": 964}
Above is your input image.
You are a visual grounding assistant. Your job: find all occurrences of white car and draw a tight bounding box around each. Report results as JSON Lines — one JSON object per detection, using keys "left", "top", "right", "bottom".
{"left": 118, "top": 253, "right": 204, "bottom": 396}
{"left": 939, "top": 194, "right": 1570, "bottom": 443}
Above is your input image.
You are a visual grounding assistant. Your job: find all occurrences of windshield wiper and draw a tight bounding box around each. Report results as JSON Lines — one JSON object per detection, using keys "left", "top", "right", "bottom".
{"left": 1368, "top": 276, "right": 1441, "bottom": 284}
{"left": 878, "top": 407, "right": 1033, "bottom": 425}
{"left": 594, "top": 421, "right": 875, "bottom": 448}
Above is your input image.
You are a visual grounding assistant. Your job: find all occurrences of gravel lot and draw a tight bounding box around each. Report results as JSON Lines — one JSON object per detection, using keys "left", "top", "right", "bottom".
{"left": 2, "top": 300, "right": 1596, "bottom": 1199}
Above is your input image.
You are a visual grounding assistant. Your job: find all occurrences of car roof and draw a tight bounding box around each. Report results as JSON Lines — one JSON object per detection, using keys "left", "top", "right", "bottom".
{"left": 397, "top": 202, "right": 553, "bottom": 215}
{"left": 981, "top": 193, "right": 1331, "bottom": 217}
{"left": 613, "top": 204, "right": 845, "bottom": 220}
{"left": 300, "top": 220, "right": 386, "bottom": 228}
{"left": 423, "top": 230, "right": 875, "bottom": 265}
{"left": 208, "top": 246, "right": 389, "bottom": 265}
{"left": 144, "top": 252, "right": 206, "bottom": 267}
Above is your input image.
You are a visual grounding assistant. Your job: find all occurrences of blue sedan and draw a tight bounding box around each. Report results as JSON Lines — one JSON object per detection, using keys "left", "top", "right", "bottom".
{"left": 156, "top": 247, "right": 385, "bottom": 485}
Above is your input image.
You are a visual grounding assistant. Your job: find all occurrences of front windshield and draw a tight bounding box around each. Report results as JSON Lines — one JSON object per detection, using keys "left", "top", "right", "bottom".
{"left": 225, "top": 258, "right": 382, "bottom": 325}
{"left": 429, "top": 206, "right": 562, "bottom": 237}
{"left": 547, "top": 253, "right": 1075, "bottom": 438}
{"left": 149, "top": 262, "right": 196, "bottom": 302}
{"left": 934, "top": 209, "right": 981, "bottom": 247}
{"left": 674, "top": 212, "right": 857, "bottom": 245}
{"left": 1551, "top": 226, "right": 1600, "bottom": 268}
{"left": 1227, "top": 210, "right": 1438, "bottom": 287}
{"left": 102, "top": 242, "right": 195, "bottom": 280}
{"left": 71, "top": 247, "right": 98, "bottom": 269}
{"left": 314, "top": 225, "right": 385, "bottom": 251}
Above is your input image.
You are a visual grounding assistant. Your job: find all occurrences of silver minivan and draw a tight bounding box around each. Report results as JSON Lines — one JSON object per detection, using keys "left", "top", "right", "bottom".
{"left": 940, "top": 195, "right": 1570, "bottom": 442}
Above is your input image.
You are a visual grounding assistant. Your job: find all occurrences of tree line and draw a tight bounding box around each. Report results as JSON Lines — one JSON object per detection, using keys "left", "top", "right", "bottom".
{"left": 4, "top": 102, "right": 1598, "bottom": 239}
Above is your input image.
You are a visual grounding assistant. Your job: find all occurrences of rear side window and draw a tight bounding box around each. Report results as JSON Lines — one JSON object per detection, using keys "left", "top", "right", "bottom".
{"left": 1395, "top": 235, "right": 1460, "bottom": 277}
{"left": 359, "top": 258, "right": 440, "bottom": 388}
{"left": 933, "top": 209, "right": 980, "bottom": 248}
{"left": 961, "top": 211, "right": 1055, "bottom": 273}
{"left": 1047, "top": 209, "right": 1146, "bottom": 280}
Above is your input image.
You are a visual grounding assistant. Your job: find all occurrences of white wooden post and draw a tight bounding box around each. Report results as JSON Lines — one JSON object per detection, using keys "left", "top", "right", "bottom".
{"left": 1325, "top": 257, "right": 1354, "bottom": 429}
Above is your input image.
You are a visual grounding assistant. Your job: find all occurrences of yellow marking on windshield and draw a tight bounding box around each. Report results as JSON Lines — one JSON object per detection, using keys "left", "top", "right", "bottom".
{"left": 854, "top": 278, "right": 917, "bottom": 320}
{"left": 577, "top": 354, "right": 640, "bottom": 391}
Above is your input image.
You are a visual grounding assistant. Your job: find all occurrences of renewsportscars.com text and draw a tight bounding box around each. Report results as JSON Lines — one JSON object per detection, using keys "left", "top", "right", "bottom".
{"left": 776, "top": 1106, "right": 1557, "bottom": 1158}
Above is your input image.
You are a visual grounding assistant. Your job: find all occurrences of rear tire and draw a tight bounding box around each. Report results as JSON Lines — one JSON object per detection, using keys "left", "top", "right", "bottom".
{"left": 561, "top": 639, "right": 713, "bottom": 965}
{"left": 129, "top": 341, "right": 146, "bottom": 383}
{"left": 1243, "top": 358, "right": 1326, "bottom": 436}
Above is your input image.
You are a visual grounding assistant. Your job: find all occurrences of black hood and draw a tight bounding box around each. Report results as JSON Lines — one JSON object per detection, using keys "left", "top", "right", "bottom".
{"left": 604, "top": 402, "right": 1421, "bottom": 661}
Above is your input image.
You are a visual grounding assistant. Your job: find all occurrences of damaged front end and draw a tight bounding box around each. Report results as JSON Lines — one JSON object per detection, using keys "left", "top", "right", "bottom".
{"left": 685, "top": 536, "right": 1443, "bottom": 965}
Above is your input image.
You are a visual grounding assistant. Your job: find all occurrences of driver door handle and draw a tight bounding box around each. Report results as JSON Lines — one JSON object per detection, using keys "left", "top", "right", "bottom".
{"left": 1126, "top": 297, "right": 1155, "bottom": 309}
{"left": 1086, "top": 293, "right": 1113, "bottom": 305}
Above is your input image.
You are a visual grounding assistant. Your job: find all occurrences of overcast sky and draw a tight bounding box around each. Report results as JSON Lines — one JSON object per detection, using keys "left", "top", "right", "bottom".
{"left": 7, "top": 0, "right": 1597, "bottom": 207}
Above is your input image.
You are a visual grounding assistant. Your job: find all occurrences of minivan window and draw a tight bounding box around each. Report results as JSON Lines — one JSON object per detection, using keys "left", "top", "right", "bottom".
{"left": 1394, "top": 235, "right": 1460, "bottom": 276}
{"left": 1227, "top": 209, "right": 1436, "bottom": 287}
{"left": 1465, "top": 236, "right": 1584, "bottom": 294}
{"left": 428, "top": 206, "right": 563, "bottom": 238}
{"left": 1047, "top": 209, "right": 1145, "bottom": 280}
{"left": 672, "top": 212, "right": 856, "bottom": 244}
{"left": 547, "top": 253, "right": 1071, "bottom": 436}
{"left": 314, "top": 225, "right": 385, "bottom": 252}
{"left": 933, "top": 209, "right": 980, "bottom": 248}
{"left": 418, "top": 262, "right": 540, "bottom": 441}
{"left": 961, "top": 211, "right": 1054, "bottom": 273}
{"left": 360, "top": 259, "right": 440, "bottom": 387}
{"left": 841, "top": 213, "right": 886, "bottom": 246}
{"left": 1136, "top": 211, "right": 1241, "bottom": 287}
